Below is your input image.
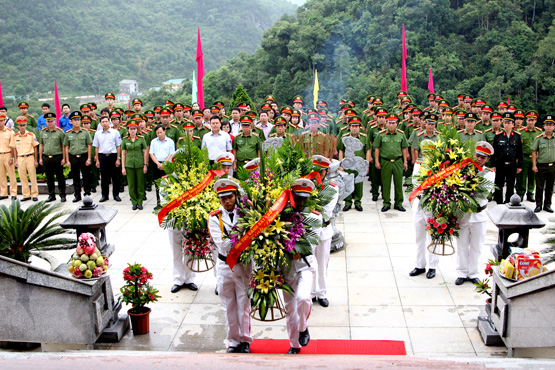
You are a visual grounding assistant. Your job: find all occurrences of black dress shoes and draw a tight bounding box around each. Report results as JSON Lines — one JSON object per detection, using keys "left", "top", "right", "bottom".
{"left": 534, "top": 206, "right": 542, "bottom": 213}
{"left": 32, "top": 197, "right": 38, "bottom": 201}
{"left": 184, "top": 283, "right": 198, "bottom": 291}
{"left": 287, "top": 347, "right": 301, "bottom": 354}
{"left": 426, "top": 269, "right": 436, "bottom": 279}
{"left": 318, "top": 298, "right": 329, "bottom": 307}
{"left": 455, "top": 277, "right": 467, "bottom": 285}
{"left": 113, "top": 195, "right": 122, "bottom": 202}
{"left": 227, "top": 346, "right": 240, "bottom": 353}
{"left": 91, "top": 188, "right": 96, "bottom": 193}
{"left": 544, "top": 206, "right": 554, "bottom": 213}
{"left": 394, "top": 206, "right": 406, "bottom": 212}
{"left": 215, "top": 288, "right": 219, "bottom": 295}
{"left": 60, "top": 196, "right": 67, "bottom": 202}
{"left": 372, "top": 196, "right": 378, "bottom": 201}
{"left": 143, "top": 195, "right": 147, "bottom": 201}
{"left": 170, "top": 284, "right": 182, "bottom": 293}
{"left": 299, "top": 328, "right": 310, "bottom": 346}
{"left": 21, "top": 197, "right": 31, "bottom": 202}
{"left": 381, "top": 206, "right": 390, "bottom": 212}
{"left": 342, "top": 204, "right": 351, "bottom": 212}
{"left": 119, "top": 187, "right": 124, "bottom": 193}
{"left": 355, "top": 205, "right": 363, "bottom": 212}
{"left": 99, "top": 197, "right": 108, "bottom": 202}
{"left": 240, "top": 342, "right": 250, "bottom": 353}
{"left": 146, "top": 186, "right": 152, "bottom": 192}
{"left": 409, "top": 267, "right": 426, "bottom": 276}
{"left": 11, "top": 196, "right": 17, "bottom": 200}
{"left": 527, "top": 196, "right": 536, "bottom": 202}
{"left": 468, "top": 278, "right": 480, "bottom": 284}
{"left": 72, "top": 196, "right": 82, "bottom": 203}
{"left": 137, "top": 205, "right": 143, "bottom": 210}
{"left": 0, "top": 196, "right": 7, "bottom": 200}
{"left": 132, "top": 205, "right": 138, "bottom": 210}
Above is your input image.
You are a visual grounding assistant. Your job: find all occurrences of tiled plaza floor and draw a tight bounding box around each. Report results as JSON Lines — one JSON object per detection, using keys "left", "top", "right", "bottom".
{"left": 2, "top": 180, "right": 554, "bottom": 357}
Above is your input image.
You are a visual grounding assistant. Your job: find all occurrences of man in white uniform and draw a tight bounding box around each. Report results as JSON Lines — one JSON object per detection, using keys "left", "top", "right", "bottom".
{"left": 455, "top": 141, "right": 496, "bottom": 285}
{"left": 168, "top": 224, "right": 198, "bottom": 293}
{"left": 310, "top": 155, "right": 339, "bottom": 307}
{"left": 283, "top": 179, "right": 320, "bottom": 354}
{"left": 208, "top": 179, "right": 252, "bottom": 353}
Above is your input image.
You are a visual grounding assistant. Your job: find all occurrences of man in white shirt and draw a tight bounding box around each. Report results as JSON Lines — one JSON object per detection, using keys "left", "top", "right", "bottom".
{"left": 149, "top": 125, "right": 175, "bottom": 209}
{"left": 228, "top": 108, "right": 241, "bottom": 136}
{"left": 201, "top": 116, "right": 232, "bottom": 162}
{"left": 256, "top": 110, "right": 273, "bottom": 140}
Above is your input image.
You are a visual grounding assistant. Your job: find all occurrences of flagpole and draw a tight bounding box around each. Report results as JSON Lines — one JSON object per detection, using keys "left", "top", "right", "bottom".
{"left": 192, "top": 71, "right": 197, "bottom": 104}
{"left": 401, "top": 24, "right": 407, "bottom": 92}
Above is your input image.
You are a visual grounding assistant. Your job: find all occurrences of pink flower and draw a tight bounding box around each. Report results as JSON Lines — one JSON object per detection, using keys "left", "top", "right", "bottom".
{"left": 433, "top": 222, "right": 440, "bottom": 228}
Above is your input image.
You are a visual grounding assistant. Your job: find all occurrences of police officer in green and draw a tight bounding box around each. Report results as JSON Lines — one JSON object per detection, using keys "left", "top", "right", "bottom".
{"left": 63, "top": 111, "right": 93, "bottom": 202}
{"left": 459, "top": 112, "right": 485, "bottom": 143}
{"left": 368, "top": 107, "right": 388, "bottom": 201}
{"left": 338, "top": 116, "right": 371, "bottom": 212}
{"left": 177, "top": 122, "right": 202, "bottom": 149}
{"left": 411, "top": 113, "right": 440, "bottom": 175}
{"left": 532, "top": 115, "right": 555, "bottom": 213}
{"left": 38, "top": 112, "right": 66, "bottom": 202}
{"left": 232, "top": 115, "right": 261, "bottom": 172}
{"left": 192, "top": 109, "right": 210, "bottom": 139}
{"left": 374, "top": 114, "right": 409, "bottom": 212}
{"left": 483, "top": 112, "right": 503, "bottom": 144}
{"left": 517, "top": 110, "right": 542, "bottom": 202}
{"left": 18, "top": 102, "right": 38, "bottom": 132}
{"left": 160, "top": 107, "right": 182, "bottom": 147}
{"left": 122, "top": 120, "right": 148, "bottom": 211}
{"left": 80, "top": 115, "right": 98, "bottom": 193}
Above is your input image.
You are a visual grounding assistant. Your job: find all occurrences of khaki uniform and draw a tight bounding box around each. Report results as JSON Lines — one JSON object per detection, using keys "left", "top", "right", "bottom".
{"left": 0, "top": 127, "right": 16, "bottom": 197}
{"left": 10, "top": 130, "right": 39, "bottom": 198}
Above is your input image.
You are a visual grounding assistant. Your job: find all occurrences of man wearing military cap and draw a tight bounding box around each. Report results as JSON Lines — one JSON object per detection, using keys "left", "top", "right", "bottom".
{"left": 177, "top": 121, "right": 202, "bottom": 149}
{"left": 514, "top": 109, "right": 525, "bottom": 130}
{"left": 484, "top": 112, "right": 503, "bottom": 145}
{"left": 455, "top": 141, "right": 496, "bottom": 285}
{"left": 411, "top": 113, "right": 439, "bottom": 173}
{"left": 232, "top": 115, "right": 261, "bottom": 172}
{"left": 38, "top": 112, "right": 67, "bottom": 202}
{"left": 10, "top": 116, "right": 39, "bottom": 201}
{"left": 463, "top": 95, "right": 473, "bottom": 111}
{"left": 208, "top": 178, "right": 252, "bottom": 353}
{"left": 132, "top": 98, "right": 143, "bottom": 114}
{"left": 105, "top": 93, "right": 116, "bottom": 111}
{"left": 159, "top": 107, "right": 181, "bottom": 147}
{"left": 18, "top": 102, "right": 38, "bottom": 132}
{"left": 292, "top": 95, "right": 304, "bottom": 112}
{"left": 459, "top": 113, "right": 485, "bottom": 143}
{"left": 476, "top": 105, "right": 493, "bottom": 132}
{"left": 192, "top": 109, "right": 210, "bottom": 139}
{"left": 63, "top": 111, "right": 93, "bottom": 203}
{"left": 367, "top": 108, "right": 388, "bottom": 201}
{"left": 0, "top": 112, "right": 17, "bottom": 200}
{"left": 517, "top": 110, "right": 542, "bottom": 202}
{"left": 268, "top": 116, "right": 290, "bottom": 140}
{"left": 497, "top": 101, "right": 508, "bottom": 114}
{"left": 491, "top": 112, "right": 523, "bottom": 204}
{"left": 337, "top": 116, "right": 370, "bottom": 211}
{"left": 532, "top": 114, "right": 555, "bottom": 213}
{"left": 373, "top": 114, "right": 409, "bottom": 212}
{"left": 121, "top": 120, "right": 148, "bottom": 210}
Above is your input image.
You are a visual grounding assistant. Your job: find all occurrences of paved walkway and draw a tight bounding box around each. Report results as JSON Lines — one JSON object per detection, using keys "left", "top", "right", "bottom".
{"left": 1, "top": 180, "right": 554, "bottom": 359}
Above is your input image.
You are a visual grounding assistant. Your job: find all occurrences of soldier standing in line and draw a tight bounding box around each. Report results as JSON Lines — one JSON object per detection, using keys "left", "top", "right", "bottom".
{"left": 63, "top": 111, "right": 93, "bottom": 203}
{"left": 532, "top": 115, "right": 555, "bottom": 213}
{"left": 18, "top": 102, "right": 38, "bottom": 132}
{"left": 0, "top": 113, "right": 17, "bottom": 200}
{"left": 374, "top": 114, "right": 409, "bottom": 212}
{"left": 38, "top": 112, "right": 67, "bottom": 202}
{"left": 516, "top": 111, "right": 542, "bottom": 202}
{"left": 232, "top": 116, "right": 261, "bottom": 172}
{"left": 121, "top": 120, "right": 148, "bottom": 211}
{"left": 459, "top": 113, "right": 485, "bottom": 143}
{"left": 10, "top": 116, "right": 39, "bottom": 201}
{"left": 81, "top": 116, "right": 98, "bottom": 193}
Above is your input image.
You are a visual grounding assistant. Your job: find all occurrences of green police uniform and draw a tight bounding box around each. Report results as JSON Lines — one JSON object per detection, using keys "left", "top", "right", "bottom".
{"left": 163, "top": 124, "right": 182, "bottom": 148}
{"left": 476, "top": 122, "right": 492, "bottom": 132}
{"left": 25, "top": 114, "right": 38, "bottom": 130}
{"left": 63, "top": 128, "right": 93, "bottom": 197}
{"left": 85, "top": 129, "right": 99, "bottom": 189}
{"left": 483, "top": 128, "right": 501, "bottom": 145}
{"left": 458, "top": 129, "right": 485, "bottom": 144}
{"left": 333, "top": 120, "right": 349, "bottom": 136}
{"left": 412, "top": 130, "right": 439, "bottom": 162}
{"left": 368, "top": 123, "right": 386, "bottom": 198}
{"left": 176, "top": 134, "right": 202, "bottom": 149}
{"left": 517, "top": 126, "right": 543, "bottom": 200}
{"left": 38, "top": 126, "right": 66, "bottom": 198}
{"left": 193, "top": 125, "right": 210, "bottom": 140}
{"left": 374, "top": 129, "right": 408, "bottom": 208}
{"left": 531, "top": 132, "right": 555, "bottom": 208}
{"left": 140, "top": 127, "right": 156, "bottom": 191}
{"left": 232, "top": 132, "right": 261, "bottom": 169}
{"left": 122, "top": 136, "right": 147, "bottom": 206}
{"left": 114, "top": 125, "right": 128, "bottom": 188}
{"left": 337, "top": 132, "right": 370, "bottom": 206}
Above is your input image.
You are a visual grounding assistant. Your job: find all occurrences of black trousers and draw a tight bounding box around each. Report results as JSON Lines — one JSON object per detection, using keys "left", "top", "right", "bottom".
{"left": 43, "top": 154, "right": 66, "bottom": 197}
{"left": 153, "top": 167, "right": 166, "bottom": 206}
{"left": 535, "top": 163, "right": 555, "bottom": 207}
{"left": 69, "top": 154, "right": 91, "bottom": 196}
{"left": 494, "top": 162, "right": 517, "bottom": 203}
{"left": 98, "top": 153, "right": 120, "bottom": 198}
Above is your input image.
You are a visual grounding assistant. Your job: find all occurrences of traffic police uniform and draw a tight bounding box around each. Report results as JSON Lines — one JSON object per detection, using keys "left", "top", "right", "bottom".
{"left": 10, "top": 116, "right": 39, "bottom": 200}
{"left": 0, "top": 114, "right": 17, "bottom": 199}
{"left": 531, "top": 115, "right": 555, "bottom": 212}
{"left": 208, "top": 179, "right": 252, "bottom": 353}
{"left": 492, "top": 113, "right": 523, "bottom": 204}
{"left": 122, "top": 120, "right": 147, "bottom": 209}
{"left": 516, "top": 111, "right": 542, "bottom": 201}
{"left": 39, "top": 113, "right": 67, "bottom": 202}
{"left": 64, "top": 112, "right": 93, "bottom": 202}
{"left": 373, "top": 114, "right": 409, "bottom": 211}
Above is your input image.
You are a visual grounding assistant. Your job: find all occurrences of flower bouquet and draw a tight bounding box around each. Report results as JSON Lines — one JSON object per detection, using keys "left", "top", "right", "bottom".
{"left": 230, "top": 143, "right": 333, "bottom": 321}
{"left": 409, "top": 125, "right": 494, "bottom": 255}
{"left": 68, "top": 233, "right": 109, "bottom": 279}
{"left": 156, "top": 138, "right": 221, "bottom": 272}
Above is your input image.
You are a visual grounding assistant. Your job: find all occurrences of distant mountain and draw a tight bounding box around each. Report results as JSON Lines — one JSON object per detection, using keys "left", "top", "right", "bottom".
{"left": 0, "top": 0, "right": 296, "bottom": 96}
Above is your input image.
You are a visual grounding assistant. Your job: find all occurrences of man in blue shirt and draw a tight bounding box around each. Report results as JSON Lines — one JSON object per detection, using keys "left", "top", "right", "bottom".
{"left": 37, "top": 103, "right": 51, "bottom": 131}
{"left": 59, "top": 104, "right": 72, "bottom": 132}
{"left": 149, "top": 125, "right": 175, "bottom": 210}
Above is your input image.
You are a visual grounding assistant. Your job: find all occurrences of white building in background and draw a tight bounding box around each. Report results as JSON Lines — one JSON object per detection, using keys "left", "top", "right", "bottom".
{"left": 119, "top": 80, "right": 139, "bottom": 94}
{"left": 162, "top": 78, "right": 185, "bottom": 92}
{"left": 118, "top": 93, "right": 130, "bottom": 102}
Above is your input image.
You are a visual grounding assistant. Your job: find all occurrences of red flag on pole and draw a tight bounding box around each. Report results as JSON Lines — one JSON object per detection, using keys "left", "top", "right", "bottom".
{"left": 54, "top": 80, "right": 61, "bottom": 128}
{"left": 0, "top": 80, "right": 4, "bottom": 106}
{"left": 196, "top": 28, "right": 205, "bottom": 110}
{"left": 128, "top": 98, "right": 131, "bottom": 110}
{"left": 428, "top": 67, "right": 435, "bottom": 94}
{"left": 507, "top": 96, "right": 511, "bottom": 105}
{"left": 401, "top": 24, "right": 407, "bottom": 92}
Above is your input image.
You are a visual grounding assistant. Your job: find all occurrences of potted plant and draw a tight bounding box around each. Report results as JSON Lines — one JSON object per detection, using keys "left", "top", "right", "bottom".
{"left": 119, "top": 262, "right": 160, "bottom": 335}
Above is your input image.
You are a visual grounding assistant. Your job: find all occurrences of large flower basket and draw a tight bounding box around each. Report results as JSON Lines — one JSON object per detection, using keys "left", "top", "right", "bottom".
{"left": 128, "top": 307, "right": 151, "bottom": 335}
{"left": 186, "top": 253, "right": 215, "bottom": 272}
{"left": 183, "top": 229, "right": 216, "bottom": 273}
{"left": 427, "top": 239, "right": 455, "bottom": 256}
{"left": 250, "top": 288, "right": 287, "bottom": 322}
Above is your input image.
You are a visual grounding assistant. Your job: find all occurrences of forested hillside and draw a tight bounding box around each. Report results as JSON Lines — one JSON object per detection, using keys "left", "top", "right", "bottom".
{"left": 0, "top": 0, "right": 296, "bottom": 96}
{"left": 201, "top": 0, "right": 555, "bottom": 114}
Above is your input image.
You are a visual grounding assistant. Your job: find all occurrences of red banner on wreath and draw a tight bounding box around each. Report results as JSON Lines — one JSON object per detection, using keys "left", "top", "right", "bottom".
{"left": 409, "top": 158, "right": 482, "bottom": 202}
{"left": 302, "top": 171, "right": 323, "bottom": 189}
{"left": 157, "top": 169, "right": 225, "bottom": 226}
{"left": 227, "top": 189, "right": 294, "bottom": 270}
